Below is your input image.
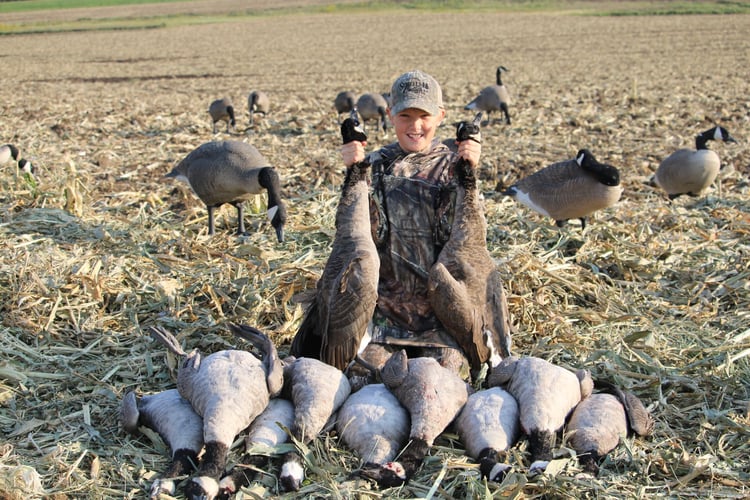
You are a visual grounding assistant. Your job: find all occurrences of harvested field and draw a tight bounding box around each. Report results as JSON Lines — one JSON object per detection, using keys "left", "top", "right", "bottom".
{"left": 0, "top": 1, "right": 749, "bottom": 499}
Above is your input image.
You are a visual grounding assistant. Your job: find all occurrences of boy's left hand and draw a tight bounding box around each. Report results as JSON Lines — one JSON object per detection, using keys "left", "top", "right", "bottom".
{"left": 456, "top": 138, "right": 481, "bottom": 169}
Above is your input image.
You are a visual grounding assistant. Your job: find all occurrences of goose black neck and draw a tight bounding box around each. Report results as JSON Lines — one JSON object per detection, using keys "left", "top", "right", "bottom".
{"left": 258, "top": 167, "right": 282, "bottom": 208}
{"left": 579, "top": 152, "right": 620, "bottom": 186}
{"left": 695, "top": 129, "right": 715, "bottom": 150}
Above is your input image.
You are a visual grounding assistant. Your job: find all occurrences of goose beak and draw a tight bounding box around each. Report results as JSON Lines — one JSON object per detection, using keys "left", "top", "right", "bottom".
{"left": 276, "top": 226, "right": 284, "bottom": 243}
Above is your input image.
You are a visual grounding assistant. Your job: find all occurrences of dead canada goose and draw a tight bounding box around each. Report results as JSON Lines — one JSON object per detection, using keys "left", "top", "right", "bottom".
{"left": 217, "top": 397, "right": 295, "bottom": 498}
{"left": 652, "top": 125, "right": 737, "bottom": 199}
{"left": 488, "top": 355, "right": 593, "bottom": 472}
{"left": 566, "top": 382, "right": 654, "bottom": 475}
{"left": 1, "top": 144, "right": 19, "bottom": 165}
{"left": 148, "top": 324, "right": 284, "bottom": 500}
{"left": 334, "top": 91, "right": 357, "bottom": 123}
{"left": 428, "top": 113, "right": 513, "bottom": 375}
{"left": 504, "top": 148, "right": 623, "bottom": 230}
{"left": 120, "top": 389, "right": 204, "bottom": 499}
{"left": 336, "top": 383, "right": 410, "bottom": 467}
{"left": 464, "top": 65, "right": 511, "bottom": 125}
{"left": 361, "top": 350, "right": 472, "bottom": 487}
{"left": 247, "top": 90, "right": 270, "bottom": 126}
{"left": 208, "top": 97, "right": 236, "bottom": 134}
{"left": 291, "top": 114, "right": 379, "bottom": 371}
{"left": 356, "top": 92, "right": 389, "bottom": 135}
{"left": 454, "top": 386, "right": 521, "bottom": 482}
{"left": 167, "top": 140, "right": 287, "bottom": 241}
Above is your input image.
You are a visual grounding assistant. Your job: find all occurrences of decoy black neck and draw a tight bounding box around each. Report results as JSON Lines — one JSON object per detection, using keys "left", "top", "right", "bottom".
{"left": 578, "top": 151, "right": 620, "bottom": 186}
{"left": 496, "top": 68, "right": 504, "bottom": 86}
{"left": 695, "top": 130, "right": 713, "bottom": 150}
{"left": 258, "top": 167, "right": 282, "bottom": 208}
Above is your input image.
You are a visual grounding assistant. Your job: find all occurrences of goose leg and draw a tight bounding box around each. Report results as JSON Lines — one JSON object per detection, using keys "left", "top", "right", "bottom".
{"left": 207, "top": 205, "right": 217, "bottom": 235}
{"left": 233, "top": 202, "right": 246, "bottom": 235}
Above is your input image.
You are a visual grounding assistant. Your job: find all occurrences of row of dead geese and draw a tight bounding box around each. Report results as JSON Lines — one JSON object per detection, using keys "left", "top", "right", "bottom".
{"left": 121, "top": 324, "right": 654, "bottom": 499}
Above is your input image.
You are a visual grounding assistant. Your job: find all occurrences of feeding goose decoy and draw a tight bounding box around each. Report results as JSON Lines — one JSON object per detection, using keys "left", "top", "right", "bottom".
{"left": 464, "top": 65, "right": 511, "bottom": 125}
{"left": 356, "top": 93, "right": 389, "bottom": 136}
{"left": 652, "top": 125, "right": 737, "bottom": 199}
{"left": 290, "top": 111, "right": 379, "bottom": 372}
{"left": 503, "top": 149, "right": 623, "bottom": 230}
{"left": 120, "top": 389, "right": 205, "bottom": 499}
{"left": 148, "top": 324, "right": 284, "bottom": 500}
{"left": 336, "top": 383, "right": 410, "bottom": 467}
{"left": 208, "top": 97, "right": 236, "bottom": 134}
{"left": 488, "top": 355, "right": 593, "bottom": 473}
{"left": 566, "top": 382, "right": 654, "bottom": 475}
{"left": 1, "top": 144, "right": 19, "bottom": 165}
{"left": 167, "top": 140, "right": 287, "bottom": 241}
{"left": 334, "top": 91, "right": 357, "bottom": 124}
{"left": 360, "top": 350, "right": 472, "bottom": 487}
{"left": 247, "top": 90, "right": 270, "bottom": 126}
{"left": 454, "top": 386, "right": 521, "bottom": 482}
{"left": 428, "top": 112, "right": 513, "bottom": 376}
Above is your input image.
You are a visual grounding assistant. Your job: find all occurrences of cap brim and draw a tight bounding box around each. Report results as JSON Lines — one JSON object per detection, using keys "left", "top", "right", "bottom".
{"left": 391, "top": 99, "right": 441, "bottom": 116}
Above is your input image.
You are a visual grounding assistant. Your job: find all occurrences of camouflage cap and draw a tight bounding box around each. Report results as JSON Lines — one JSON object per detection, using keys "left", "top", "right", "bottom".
{"left": 389, "top": 70, "right": 443, "bottom": 116}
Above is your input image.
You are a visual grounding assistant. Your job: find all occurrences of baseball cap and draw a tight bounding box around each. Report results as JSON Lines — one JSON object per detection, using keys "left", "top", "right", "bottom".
{"left": 389, "top": 70, "right": 443, "bottom": 115}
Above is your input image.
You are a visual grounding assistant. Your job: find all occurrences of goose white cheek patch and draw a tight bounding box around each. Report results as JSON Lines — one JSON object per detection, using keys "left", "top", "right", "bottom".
{"left": 267, "top": 205, "right": 278, "bottom": 221}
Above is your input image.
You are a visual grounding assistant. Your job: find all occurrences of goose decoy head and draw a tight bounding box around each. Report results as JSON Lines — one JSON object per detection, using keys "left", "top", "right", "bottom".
{"left": 456, "top": 112, "right": 483, "bottom": 143}
{"left": 713, "top": 126, "right": 737, "bottom": 143}
{"left": 341, "top": 109, "right": 368, "bottom": 145}
{"left": 576, "top": 149, "right": 620, "bottom": 186}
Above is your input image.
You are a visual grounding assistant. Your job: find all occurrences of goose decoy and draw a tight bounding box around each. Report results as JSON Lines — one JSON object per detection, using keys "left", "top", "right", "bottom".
{"left": 290, "top": 112, "right": 379, "bottom": 371}
{"left": 17, "top": 158, "right": 34, "bottom": 177}
{"left": 652, "top": 125, "right": 737, "bottom": 199}
{"left": 208, "top": 97, "right": 236, "bottom": 134}
{"left": 566, "top": 382, "right": 654, "bottom": 475}
{"left": 464, "top": 65, "right": 511, "bottom": 125}
{"left": 454, "top": 386, "right": 521, "bottom": 482}
{"left": 428, "top": 112, "right": 513, "bottom": 375}
{"left": 217, "top": 397, "right": 295, "bottom": 498}
{"left": 488, "top": 355, "right": 593, "bottom": 473}
{"left": 355, "top": 93, "right": 389, "bottom": 136}
{"left": 361, "top": 350, "right": 471, "bottom": 487}
{"left": 336, "top": 383, "right": 410, "bottom": 467}
{"left": 504, "top": 149, "right": 623, "bottom": 230}
{"left": 120, "top": 389, "right": 204, "bottom": 499}
{"left": 148, "top": 324, "right": 284, "bottom": 500}
{"left": 334, "top": 91, "right": 357, "bottom": 124}
{"left": 167, "top": 140, "right": 287, "bottom": 241}
{"left": 1, "top": 144, "right": 19, "bottom": 165}
{"left": 247, "top": 91, "right": 270, "bottom": 126}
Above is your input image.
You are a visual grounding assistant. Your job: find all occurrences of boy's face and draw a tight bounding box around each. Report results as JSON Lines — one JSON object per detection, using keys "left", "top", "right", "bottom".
{"left": 389, "top": 107, "right": 445, "bottom": 153}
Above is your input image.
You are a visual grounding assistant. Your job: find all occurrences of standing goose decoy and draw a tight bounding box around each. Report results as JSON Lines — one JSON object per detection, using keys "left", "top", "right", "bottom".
{"left": 428, "top": 112, "right": 513, "bottom": 376}
{"left": 336, "top": 383, "right": 410, "bottom": 467}
{"left": 566, "top": 382, "right": 654, "bottom": 475}
{"left": 1, "top": 144, "right": 19, "bottom": 165}
{"left": 148, "top": 324, "right": 284, "bottom": 500}
{"left": 464, "top": 65, "right": 511, "bottom": 125}
{"left": 217, "top": 397, "right": 295, "bottom": 498}
{"left": 361, "top": 350, "right": 472, "bottom": 487}
{"left": 652, "top": 125, "right": 737, "bottom": 199}
{"left": 247, "top": 91, "right": 270, "bottom": 126}
{"left": 290, "top": 112, "right": 379, "bottom": 371}
{"left": 167, "top": 140, "right": 287, "bottom": 241}
{"left": 504, "top": 149, "right": 623, "bottom": 230}
{"left": 209, "top": 97, "right": 236, "bottom": 134}
{"left": 355, "top": 93, "right": 389, "bottom": 136}
{"left": 488, "top": 355, "right": 593, "bottom": 473}
{"left": 454, "top": 386, "right": 521, "bottom": 482}
{"left": 120, "top": 389, "right": 205, "bottom": 499}
{"left": 334, "top": 91, "right": 357, "bottom": 124}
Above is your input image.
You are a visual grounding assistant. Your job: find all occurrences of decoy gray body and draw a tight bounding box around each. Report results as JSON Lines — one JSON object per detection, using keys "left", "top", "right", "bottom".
{"left": 504, "top": 149, "right": 623, "bottom": 229}
{"left": 120, "top": 389, "right": 204, "bottom": 499}
{"left": 336, "top": 383, "right": 410, "bottom": 466}
{"left": 167, "top": 140, "right": 287, "bottom": 241}
{"left": 356, "top": 93, "right": 389, "bottom": 135}
{"left": 566, "top": 383, "right": 654, "bottom": 474}
{"left": 247, "top": 91, "right": 270, "bottom": 126}
{"left": 428, "top": 113, "right": 513, "bottom": 374}
{"left": 334, "top": 91, "right": 357, "bottom": 123}
{"left": 652, "top": 125, "right": 736, "bottom": 199}
{"left": 454, "top": 386, "right": 520, "bottom": 482}
{"left": 464, "top": 65, "right": 511, "bottom": 125}
{"left": 362, "top": 350, "right": 472, "bottom": 487}
{"left": 488, "top": 355, "right": 593, "bottom": 472}
{"left": 208, "top": 97, "right": 236, "bottom": 134}
{"left": 1, "top": 144, "right": 19, "bottom": 165}
{"left": 148, "top": 324, "right": 284, "bottom": 500}
{"left": 291, "top": 115, "right": 379, "bottom": 371}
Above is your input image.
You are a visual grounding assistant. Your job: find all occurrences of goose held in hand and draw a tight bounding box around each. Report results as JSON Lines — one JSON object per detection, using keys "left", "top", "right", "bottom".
{"left": 652, "top": 125, "right": 736, "bottom": 199}
{"left": 504, "top": 149, "right": 622, "bottom": 230}
{"left": 167, "top": 140, "right": 287, "bottom": 241}
{"left": 209, "top": 97, "right": 236, "bottom": 134}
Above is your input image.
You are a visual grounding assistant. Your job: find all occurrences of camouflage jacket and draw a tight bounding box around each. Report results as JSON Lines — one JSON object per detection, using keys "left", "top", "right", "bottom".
{"left": 366, "top": 138, "right": 462, "bottom": 349}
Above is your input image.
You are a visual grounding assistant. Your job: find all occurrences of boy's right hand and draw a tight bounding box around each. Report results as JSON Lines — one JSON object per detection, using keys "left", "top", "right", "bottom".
{"left": 341, "top": 141, "right": 367, "bottom": 167}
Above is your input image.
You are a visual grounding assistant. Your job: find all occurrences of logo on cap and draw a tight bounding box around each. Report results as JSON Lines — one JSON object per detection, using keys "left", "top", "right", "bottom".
{"left": 399, "top": 77, "right": 430, "bottom": 98}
